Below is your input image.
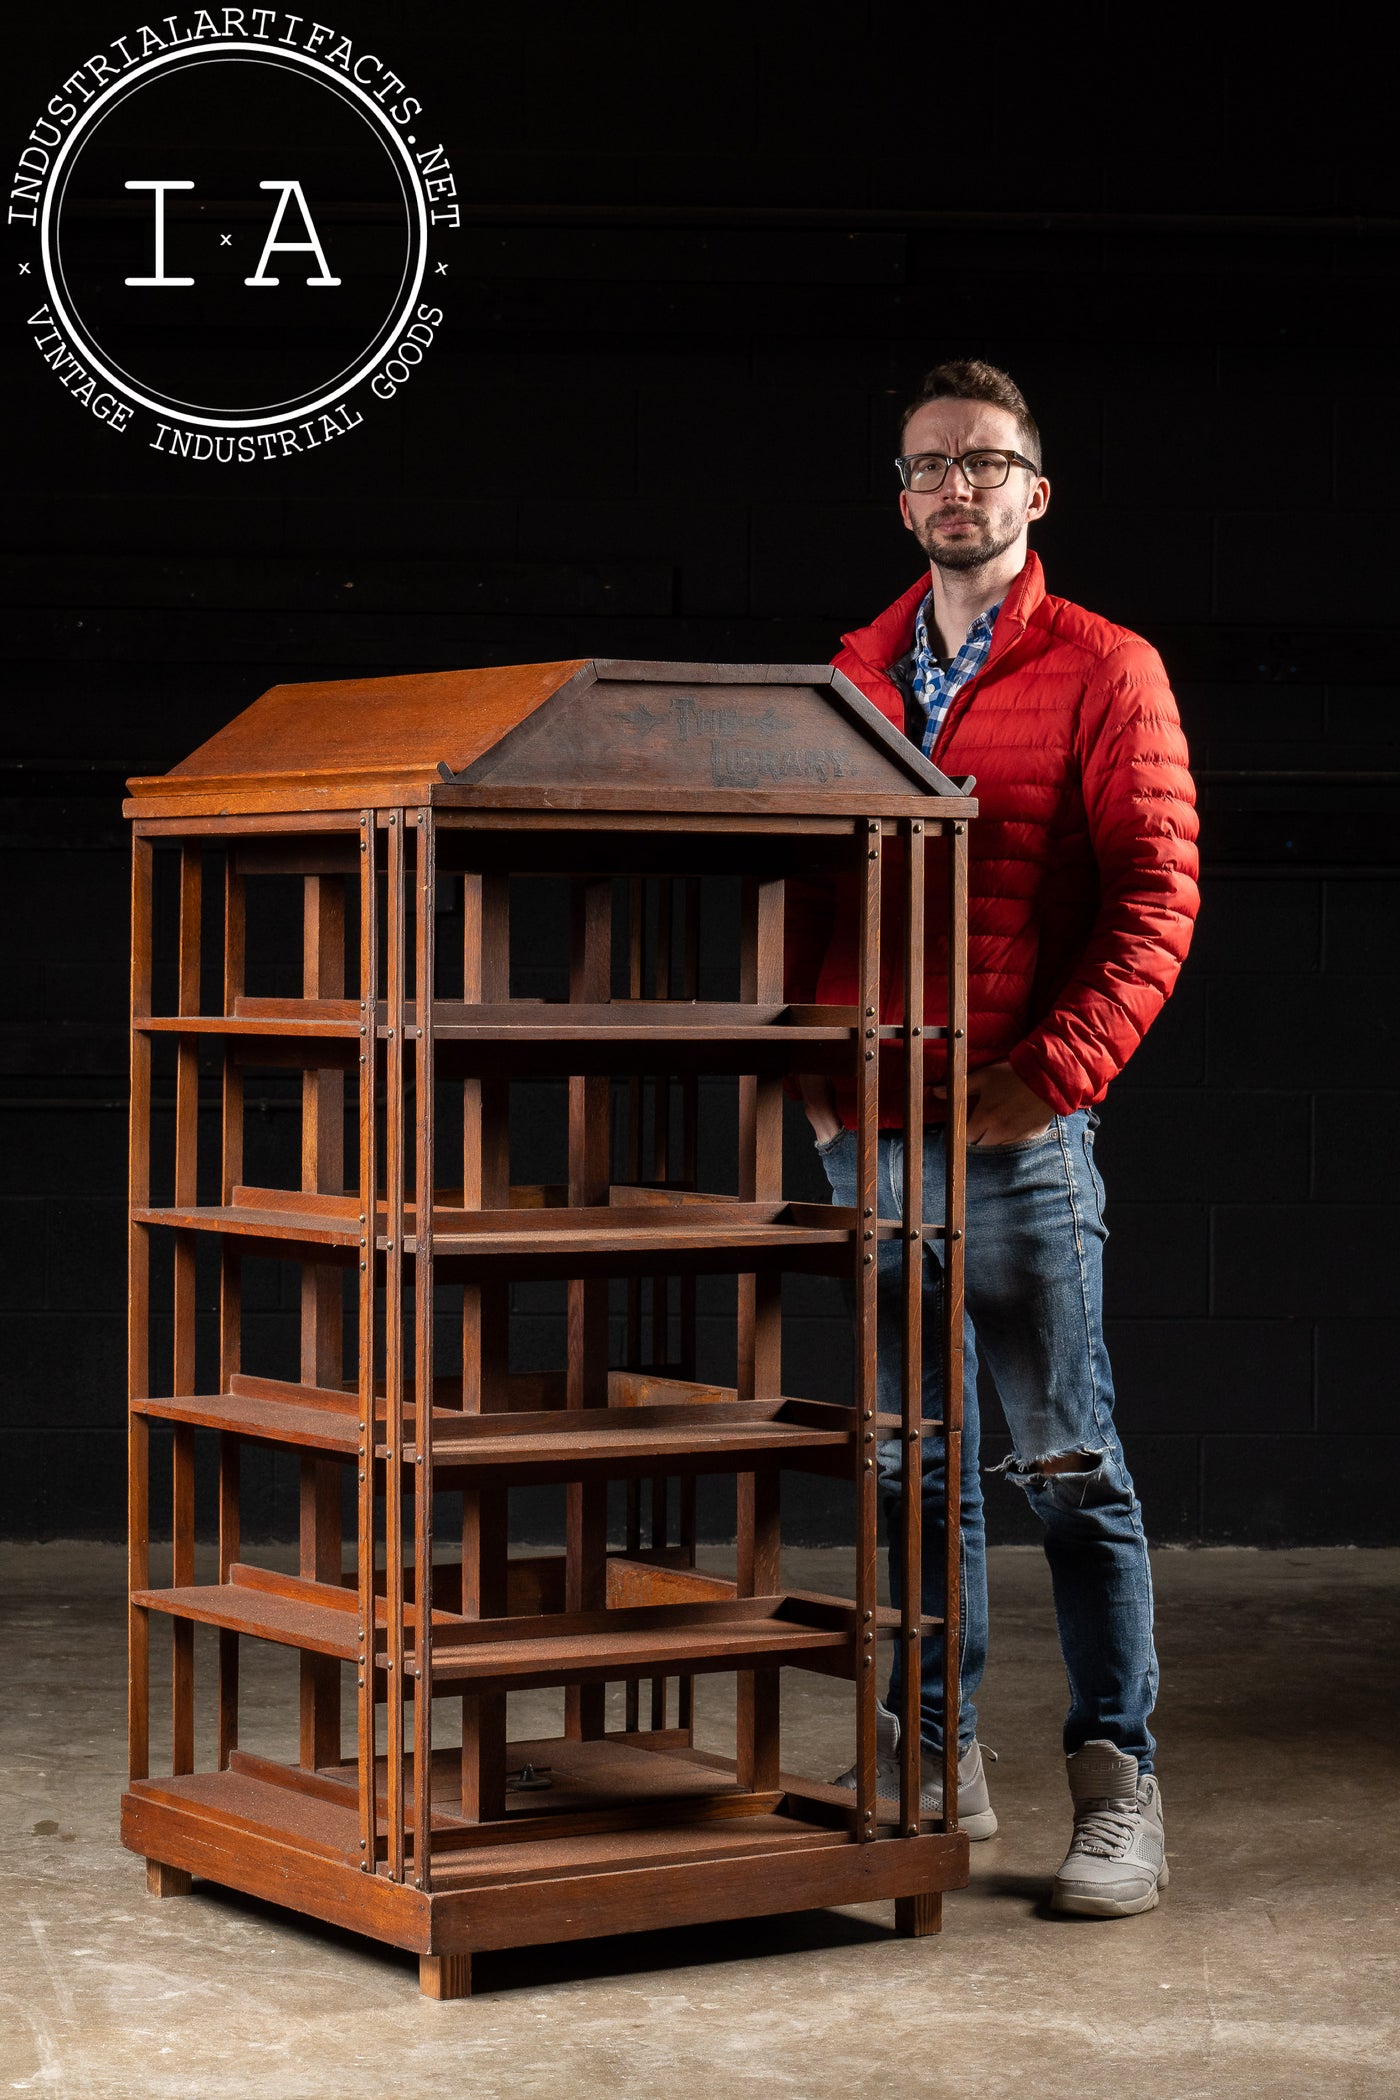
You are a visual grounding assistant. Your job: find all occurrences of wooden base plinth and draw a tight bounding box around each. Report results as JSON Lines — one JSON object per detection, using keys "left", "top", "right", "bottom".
{"left": 146, "top": 1858, "right": 193, "bottom": 1898}
{"left": 894, "top": 1892, "right": 942, "bottom": 1937}
{"left": 420, "top": 1952, "right": 472, "bottom": 2000}
{"left": 122, "top": 1738, "right": 970, "bottom": 1990}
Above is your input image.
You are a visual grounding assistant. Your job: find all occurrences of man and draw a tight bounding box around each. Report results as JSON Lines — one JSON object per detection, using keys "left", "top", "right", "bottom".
{"left": 788, "top": 359, "right": 1198, "bottom": 1917}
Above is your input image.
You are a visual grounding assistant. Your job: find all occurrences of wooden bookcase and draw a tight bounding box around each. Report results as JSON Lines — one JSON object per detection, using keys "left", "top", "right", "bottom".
{"left": 122, "top": 658, "right": 977, "bottom": 1998}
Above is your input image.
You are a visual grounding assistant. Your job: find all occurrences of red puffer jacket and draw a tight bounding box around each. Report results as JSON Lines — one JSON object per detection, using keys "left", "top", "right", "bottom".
{"left": 785, "top": 552, "right": 1200, "bottom": 1120}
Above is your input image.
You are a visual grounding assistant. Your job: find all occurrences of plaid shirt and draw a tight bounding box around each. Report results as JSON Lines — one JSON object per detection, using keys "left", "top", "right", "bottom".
{"left": 909, "top": 591, "right": 1001, "bottom": 758}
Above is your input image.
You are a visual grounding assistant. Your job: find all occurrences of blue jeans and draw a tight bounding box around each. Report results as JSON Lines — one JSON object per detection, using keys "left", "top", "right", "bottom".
{"left": 818, "top": 1111, "right": 1158, "bottom": 1771}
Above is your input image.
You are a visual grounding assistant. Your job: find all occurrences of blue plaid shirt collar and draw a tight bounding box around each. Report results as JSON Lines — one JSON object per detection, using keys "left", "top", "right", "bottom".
{"left": 911, "top": 591, "right": 1001, "bottom": 757}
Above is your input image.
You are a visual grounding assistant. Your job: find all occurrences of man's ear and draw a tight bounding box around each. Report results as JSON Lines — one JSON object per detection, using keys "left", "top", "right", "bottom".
{"left": 899, "top": 489, "right": 917, "bottom": 533}
{"left": 1027, "top": 475, "right": 1051, "bottom": 524}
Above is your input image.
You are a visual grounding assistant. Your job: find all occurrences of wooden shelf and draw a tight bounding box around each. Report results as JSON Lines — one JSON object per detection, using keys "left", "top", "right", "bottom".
{"left": 122, "top": 1756, "right": 845, "bottom": 1882}
{"left": 131, "top": 1191, "right": 920, "bottom": 1275}
{"left": 419, "top": 1397, "right": 858, "bottom": 1481}
{"left": 132, "top": 1566, "right": 928, "bottom": 1683}
{"left": 403, "top": 1596, "right": 854, "bottom": 1691}
{"left": 129, "top": 1380, "right": 922, "bottom": 1483}
{"left": 122, "top": 1732, "right": 969, "bottom": 1896}
{"left": 133, "top": 1564, "right": 369, "bottom": 1658}
{"left": 132, "top": 1374, "right": 360, "bottom": 1455}
{"left": 132, "top": 999, "right": 944, "bottom": 1076}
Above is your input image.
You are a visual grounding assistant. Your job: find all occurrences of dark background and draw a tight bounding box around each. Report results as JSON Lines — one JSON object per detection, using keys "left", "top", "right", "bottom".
{"left": 3, "top": 4, "right": 1396, "bottom": 1545}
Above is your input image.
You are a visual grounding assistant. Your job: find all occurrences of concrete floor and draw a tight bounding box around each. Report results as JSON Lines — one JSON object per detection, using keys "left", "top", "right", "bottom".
{"left": 2, "top": 1544, "right": 1397, "bottom": 2100}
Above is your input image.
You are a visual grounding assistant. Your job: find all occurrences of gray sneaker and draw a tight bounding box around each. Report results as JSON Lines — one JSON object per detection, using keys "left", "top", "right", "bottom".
{"left": 1051, "top": 1739, "right": 1169, "bottom": 1917}
{"left": 832, "top": 1699, "right": 998, "bottom": 1839}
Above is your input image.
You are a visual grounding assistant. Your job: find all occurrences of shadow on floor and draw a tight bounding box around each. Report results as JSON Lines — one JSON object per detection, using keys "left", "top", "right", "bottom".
{"left": 190, "top": 1876, "right": 895, "bottom": 1995}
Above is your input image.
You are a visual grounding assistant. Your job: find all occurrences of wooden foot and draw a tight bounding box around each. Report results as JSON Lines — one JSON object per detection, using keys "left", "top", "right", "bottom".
{"left": 146, "top": 1859, "right": 193, "bottom": 1898}
{"left": 895, "top": 1892, "right": 942, "bottom": 1937}
{"left": 419, "top": 1952, "right": 471, "bottom": 2000}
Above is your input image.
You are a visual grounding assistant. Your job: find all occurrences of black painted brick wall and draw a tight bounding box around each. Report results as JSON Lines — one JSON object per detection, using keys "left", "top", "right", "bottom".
{"left": 2, "top": 5, "right": 1396, "bottom": 1542}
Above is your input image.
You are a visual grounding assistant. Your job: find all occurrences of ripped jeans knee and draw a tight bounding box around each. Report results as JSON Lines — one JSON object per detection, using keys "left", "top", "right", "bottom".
{"left": 992, "top": 1445, "right": 1123, "bottom": 1512}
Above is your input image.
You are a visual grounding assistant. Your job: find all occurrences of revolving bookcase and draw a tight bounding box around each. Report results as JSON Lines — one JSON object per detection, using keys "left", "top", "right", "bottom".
{"left": 122, "top": 658, "right": 977, "bottom": 1998}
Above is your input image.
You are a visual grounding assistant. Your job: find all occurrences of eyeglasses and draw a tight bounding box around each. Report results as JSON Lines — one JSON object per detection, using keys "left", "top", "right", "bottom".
{"left": 895, "top": 448, "right": 1040, "bottom": 492}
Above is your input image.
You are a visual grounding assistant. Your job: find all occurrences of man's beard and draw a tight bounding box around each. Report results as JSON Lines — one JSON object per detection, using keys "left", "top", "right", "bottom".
{"left": 911, "top": 506, "right": 1024, "bottom": 573}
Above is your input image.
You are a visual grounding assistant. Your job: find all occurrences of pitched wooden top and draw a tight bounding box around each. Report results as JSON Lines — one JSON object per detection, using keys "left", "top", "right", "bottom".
{"left": 124, "top": 658, "right": 975, "bottom": 819}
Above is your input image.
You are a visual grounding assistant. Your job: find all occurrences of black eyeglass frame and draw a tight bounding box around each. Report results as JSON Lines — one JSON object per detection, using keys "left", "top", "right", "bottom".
{"left": 895, "top": 448, "right": 1041, "bottom": 492}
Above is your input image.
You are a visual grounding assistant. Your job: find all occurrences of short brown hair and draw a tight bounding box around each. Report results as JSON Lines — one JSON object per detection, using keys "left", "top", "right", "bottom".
{"left": 900, "top": 358, "right": 1042, "bottom": 471}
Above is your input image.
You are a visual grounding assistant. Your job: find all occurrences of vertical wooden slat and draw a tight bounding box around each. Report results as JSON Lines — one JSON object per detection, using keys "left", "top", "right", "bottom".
{"left": 412, "top": 809, "right": 436, "bottom": 1887}
{"left": 128, "top": 833, "right": 154, "bottom": 1785}
{"left": 565, "top": 876, "right": 611, "bottom": 1739}
{"left": 941, "top": 817, "right": 969, "bottom": 1834}
{"left": 853, "top": 820, "right": 883, "bottom": 1841}
{"left": 171, "top": 846, "right": 201, "bottom": 1777}
{"left": 898, "top": 820, "right": 926, "bottom": 1837}
{"left": 384, "top": 812, "right": 407, "bottom": 1881}
{"left": 459, "top": 867, "right": 508, "bottom": 1822}
{"left": 217, "top": 851, "right": 245, "bottom": 1770}
{"left": 735, "top": 874, "right": 784, "bottom": 1792}
{"left": 677, "top": 875, "right": 702, "bottom": 1737}
{"left": 355, "top": 811, "right": 379, "bottom": 1878}
{"left": 299, "top": 874, "right": 346, "bottom": 1771}
{"left": 460, "top": 871, "right": 510, "bottom": 1413}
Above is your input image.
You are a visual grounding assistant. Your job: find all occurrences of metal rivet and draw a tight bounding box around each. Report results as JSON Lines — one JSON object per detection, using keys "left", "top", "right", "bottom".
{"left": 865, "top": 1007, "right": 876, "bottom": 1017}
{"left": 868, "top": 820, "right": 879, "bottom": 833}
{"left": 907, "top": 1431, "right": 918, "bottom": 1445}
{"left": 360, "top": 1262, "right": 367, "bottom": 1272}
{"left": 910, "top": 1229, "right": 920, "bottom": 1242}
{"left": 357, "top": 1676, "right": 365, "bottom": 1687}
{"left": 864, "top": 1610, "right": 873, "bottom": 1622}
{"left": 912, "top": 1025, "right": 922, "bottom": 1038}
{"left": 868, "top": 850, "right": 877, "bottom": 861}
{"left": 389, "top": 814, "right": 397, "bottom": 825}
{"left": 865, "top": 1026, "right": 876, "bottom": 1039}
{"left": 864, "top": 1229, "right": 874, "bottom": 1241}
{"left": 953, "top": 1027, "right": 964, "bottom": 1039}
{"left": 386, "top": 1660, "right": 393, "bottom": 1671}
{"left": 913, "top": 823, "right": 923, "bottom": 834}
{"left": 865, "top": 1458, "right": 874, "bottom": 1470}
{"left": 416, "top": 1454, "right": 423, "bottom": 1466}
{"left": 863, "top": 1254, "right": 874, "bottom": 1266}
{"left": 863, "top": 1207, "right": 873, "bottom": 1217}
{"left": 951, "top": 1228, "right": 962, "bottom": 1241}
{"left": 864, "top": 1431, "right": 874, "bottom": 1444}
{"left": 863, "top": 1656, "right": 873, "bottom": 1668}
{"left": 865, "top": 1050, "right": 874, "bottom": 1061}
{"left": 955, "top": 823, "right": 965, "bottom": 835}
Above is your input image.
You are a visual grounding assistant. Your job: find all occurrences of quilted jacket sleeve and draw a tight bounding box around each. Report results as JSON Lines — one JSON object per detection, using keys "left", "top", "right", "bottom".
{"left": 1007, "top": 637, "right": 1199, "bottom": 1114}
